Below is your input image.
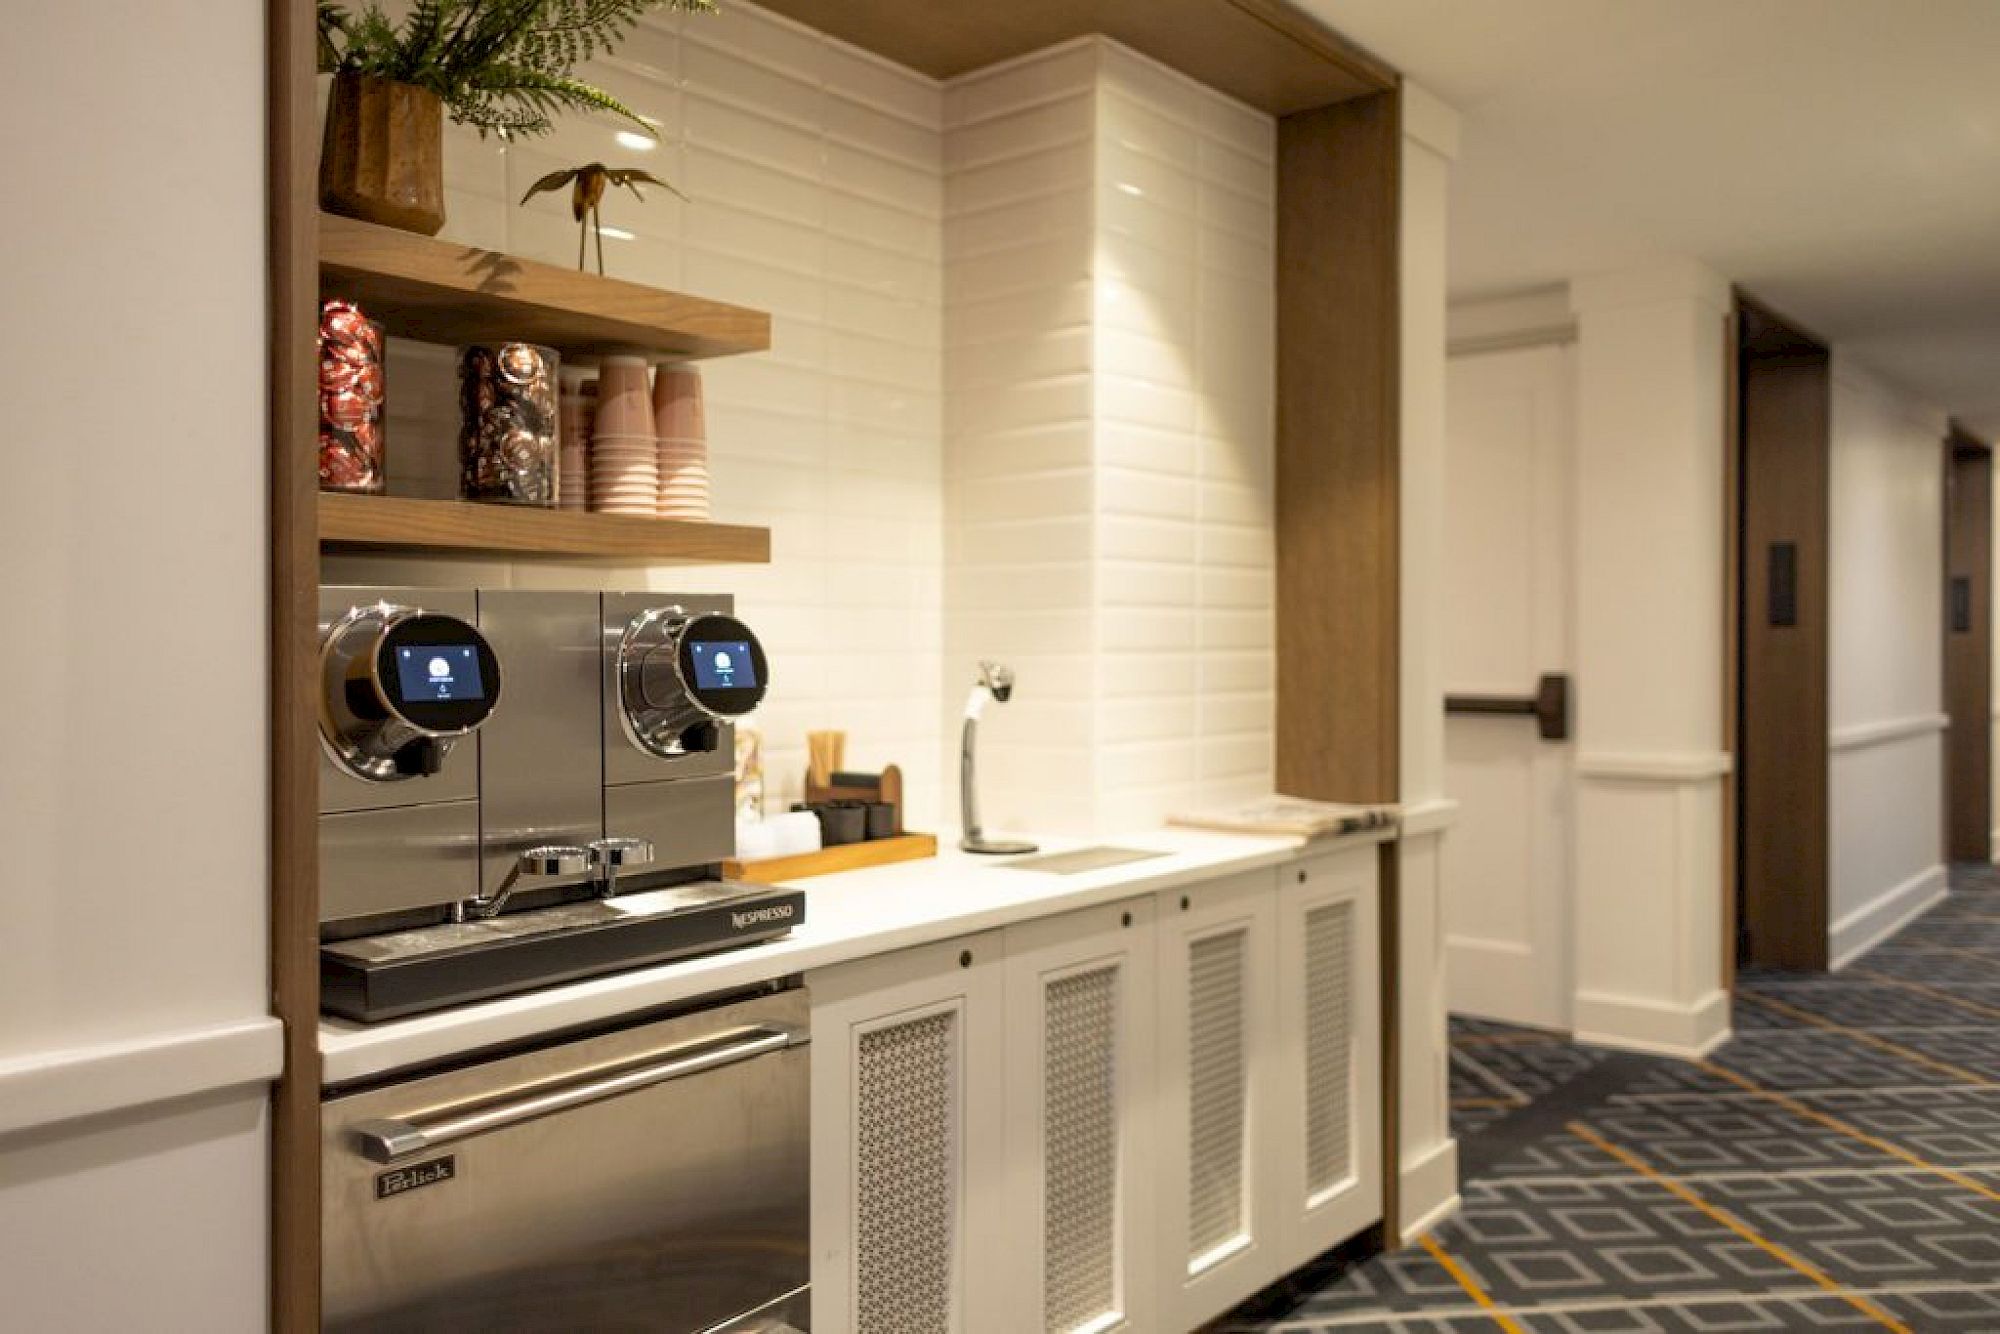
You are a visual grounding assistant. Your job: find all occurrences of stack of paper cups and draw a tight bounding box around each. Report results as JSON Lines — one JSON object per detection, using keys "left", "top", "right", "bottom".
{"left": 591, "top": 355, "right": 657, "bottom": 515}
{"left": 652, "top": 363, "right": 710, "bottom": 521}
{"left": 557, "top": 368, "right": 594, "bottom": 511}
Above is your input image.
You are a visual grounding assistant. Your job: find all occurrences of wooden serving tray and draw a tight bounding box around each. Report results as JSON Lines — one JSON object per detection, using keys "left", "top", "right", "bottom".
{"left": 722, "top": 832, "right": 938, "bottom": 883}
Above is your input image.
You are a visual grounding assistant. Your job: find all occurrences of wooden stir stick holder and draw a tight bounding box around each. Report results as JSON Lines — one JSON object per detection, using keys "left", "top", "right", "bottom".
{"left": 722, "top": 758, "right": 936, "bottom": 882}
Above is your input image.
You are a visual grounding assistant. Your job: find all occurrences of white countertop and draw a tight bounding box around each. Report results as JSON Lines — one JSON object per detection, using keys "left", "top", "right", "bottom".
{"left": 319, "top": 824, "right": 1391, "bottom": 1085}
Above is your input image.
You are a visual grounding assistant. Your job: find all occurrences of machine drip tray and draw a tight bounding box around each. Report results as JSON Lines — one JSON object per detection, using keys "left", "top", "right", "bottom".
{"left": 999, "top": 846, "right": 1168, "bottom": 875}
{"left": 321, "top": 880, "right": 804, "bottom": 1022}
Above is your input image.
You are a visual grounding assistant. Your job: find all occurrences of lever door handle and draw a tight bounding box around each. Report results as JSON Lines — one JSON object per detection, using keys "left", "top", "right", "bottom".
{"left": 1445, "top": 673, "right": 1570, "bottom": 741}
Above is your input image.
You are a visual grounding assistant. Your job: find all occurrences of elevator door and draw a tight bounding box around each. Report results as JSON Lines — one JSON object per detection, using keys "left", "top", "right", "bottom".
{"left": 1441, "top": 343, "right": 1575, "bottom": 1031}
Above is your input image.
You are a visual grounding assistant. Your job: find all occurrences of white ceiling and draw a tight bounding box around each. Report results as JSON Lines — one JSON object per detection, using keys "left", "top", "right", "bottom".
{"left": 1297, "top": 0, "right": 2000, "bottom": 438}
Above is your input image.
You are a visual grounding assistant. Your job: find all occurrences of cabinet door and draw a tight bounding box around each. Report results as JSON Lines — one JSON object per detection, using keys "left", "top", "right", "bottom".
{"left": 1000, "top": 898, "right": 1157, "bottom": 1334}
{"left": 1273, "top": 847, "right": 1382, "bottom": 1273}
{"left": 1154, "top": 868, "right": 1281, "bottom": 1329}
{"left": 810, "top": 931, "right": 1008, "bottom": 1334}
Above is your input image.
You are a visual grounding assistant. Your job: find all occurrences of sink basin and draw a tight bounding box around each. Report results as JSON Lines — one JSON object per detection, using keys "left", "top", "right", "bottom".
{"left": 998, "top": 846, "right": 1168, "bottom": 875}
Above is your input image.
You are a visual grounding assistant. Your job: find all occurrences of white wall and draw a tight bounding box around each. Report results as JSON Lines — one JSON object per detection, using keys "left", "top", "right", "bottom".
{"left": 941, "top": 38, "right": 1278, "bottom": 838}
{"left": 1394, "top": 82, "right": 1462, "bottom": 1240}
{"left": 1827, "top": 353, "right": 1949, "bottom": 965}
{"left": 0, "top": 1, "right": 276, "bottom": 1327}
{"left": 1567, "top": 260, "right": 1732, "bottom": 1057}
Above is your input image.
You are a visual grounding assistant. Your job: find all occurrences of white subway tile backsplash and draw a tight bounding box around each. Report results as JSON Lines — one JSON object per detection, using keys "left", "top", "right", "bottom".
{"left": 390, "top": 19, "right": 1272, "bottom": 838}
{"left": 825, "top": 141, "right": 941, "bottom": 218}
{"left": 946, "top": 187, "right": 1094, "bottom": 261}
{"left": 942, "top": 38, "right": 1099, "bottom": 127}
{"left": 821, "top": 43, "right": 942, "bottom": 129}
{"left": 1198, "top": 136, "right": 1276, "bottom": 203}
{"left": 1098, "top": 467, "right": 1198, "bottom": 520}
{"left": 945, "top": 140, "right": 1096, "bottom": 216}
{"left": 1099, "top": 88, "right": 1201, "bottom": 172}
{"left": 1098, "top": 372, "right": 1197, "bottom": 433}
{"left": 1099, "top": 185, "right": 1201, "bottom": 258}
{"left": 691, "top": 3, "right": 824, "bottom": 84}
{"left": 679, "top": 42, "right": 824, "bottom": 130}
{"left": 946, "top": 282, "right": 1094, "bottom": 348}
{"left": 954, "top": 515, "right": 1095, "bottom": 565}
{"left": 947, "top": 376, "right": 1092, "bottom": 436}
{"left": 948, "top": 236, "right": 1093, "bottom": 306}
{"left": 825, "top": 192, "right": 941, "bottom": 261}
{"left": 945, "top": 94, "right": 1094, "bottom": 172}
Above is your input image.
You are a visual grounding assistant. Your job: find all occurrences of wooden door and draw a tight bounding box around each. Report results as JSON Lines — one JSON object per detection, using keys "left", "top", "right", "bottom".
{"left": 1736, "top": 301, "right": 1831, "bottom": 970}
{"left": 1944, "top": 436, "right": 1993, "bottom": 862}
{"left": 1441, "top": 343, "right": 1575, "bottom": 1029}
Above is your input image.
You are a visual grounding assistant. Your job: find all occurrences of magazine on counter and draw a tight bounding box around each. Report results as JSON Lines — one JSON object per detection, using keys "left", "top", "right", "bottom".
{"left": 1168, "top": 795, "right": 1398, "bottom": 840}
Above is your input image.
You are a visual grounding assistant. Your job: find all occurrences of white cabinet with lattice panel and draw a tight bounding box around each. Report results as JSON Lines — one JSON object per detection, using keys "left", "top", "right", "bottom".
{"left": 809, "top": 931, "right": 1009, "bottom": 1334}
{"left": 1152, "top": 866, "right": 1283, "bottom": 1329}
{"left": 1271, "top": 844, "right": 1382, "bottom": 1276}
{"left": 998, "top": 898, "right": 1159, "bottom": 1334}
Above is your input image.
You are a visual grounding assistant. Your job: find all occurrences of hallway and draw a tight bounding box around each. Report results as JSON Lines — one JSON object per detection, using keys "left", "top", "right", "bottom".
{"left": 1220, "top": 867, "right": 2000, "bottom": 1332}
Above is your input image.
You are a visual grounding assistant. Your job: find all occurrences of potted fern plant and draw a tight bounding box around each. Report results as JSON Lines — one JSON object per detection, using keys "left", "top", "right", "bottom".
{"left": 317, "top": 0, "right": 713, "bottom": 235}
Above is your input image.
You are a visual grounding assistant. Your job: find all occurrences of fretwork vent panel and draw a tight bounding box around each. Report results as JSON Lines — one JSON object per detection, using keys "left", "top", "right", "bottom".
{"left": 1187, "top": 928, "right": 1249, "bottom": 1262}
{"left": 1042, "top": 965, "right": 1122, "bottom": 1333}
{"left": 855, "top": 1010, "right": 959, "bottom": 1334}
{"left": 1304, "top": 900, "right": 1355, "bottom": 1195}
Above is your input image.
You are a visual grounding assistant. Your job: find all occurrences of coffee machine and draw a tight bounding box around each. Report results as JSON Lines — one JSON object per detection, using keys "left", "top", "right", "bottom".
{"left": 315, "top": 586, "right": 801, "bottom": 1022}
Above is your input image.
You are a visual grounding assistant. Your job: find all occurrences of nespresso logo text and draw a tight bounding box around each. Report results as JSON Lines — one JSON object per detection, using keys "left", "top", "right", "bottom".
{"left": 732, "top": 904, "right": 795, "bottom": 929}
{"left": 376, "top": 1156, "right": 456, "bottom": 1200}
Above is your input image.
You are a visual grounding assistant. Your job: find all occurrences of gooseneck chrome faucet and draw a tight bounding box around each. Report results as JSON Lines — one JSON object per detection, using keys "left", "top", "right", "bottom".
{"left": 960, "top": 661, "right": 1038, "bottom": 856}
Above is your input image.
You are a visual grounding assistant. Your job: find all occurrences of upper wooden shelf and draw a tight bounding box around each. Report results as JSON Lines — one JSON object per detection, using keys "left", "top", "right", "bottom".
{"left": 320, "top": 493, "right": 771, "bottom": 564}
{"left": 318, "top": 213, "right": 771, "bottom": 362}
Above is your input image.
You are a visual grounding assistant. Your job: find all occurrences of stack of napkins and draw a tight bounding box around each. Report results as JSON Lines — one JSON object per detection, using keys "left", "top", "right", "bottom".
{"left": 1169, "top": 795, "right": 1398, "bottom": 840}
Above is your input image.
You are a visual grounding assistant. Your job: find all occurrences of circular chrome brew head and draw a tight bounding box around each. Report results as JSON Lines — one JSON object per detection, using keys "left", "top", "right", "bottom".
{"left": 518, "top": 845, "right": 592, "bottom": 876}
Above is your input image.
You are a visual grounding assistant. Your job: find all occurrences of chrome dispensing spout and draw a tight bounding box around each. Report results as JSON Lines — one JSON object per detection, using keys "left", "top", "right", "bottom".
{"left": 454, "top": 845, "right": 593, "bottom": 922}
{"left": 960, "top": 661, "right": 1037, "bottom": 856}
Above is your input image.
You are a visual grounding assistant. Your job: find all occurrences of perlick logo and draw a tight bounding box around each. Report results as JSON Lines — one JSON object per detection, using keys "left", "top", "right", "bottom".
{"left": 732, "top": 904, "right": 795, "bottom": 930}
{"left": 376, "top": 1156, "right": 455, "bottom": 1200}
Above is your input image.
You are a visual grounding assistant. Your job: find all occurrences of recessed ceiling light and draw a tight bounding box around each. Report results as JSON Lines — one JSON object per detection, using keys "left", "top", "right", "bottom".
{"left": 1116, "top": 182, "right": 1145, "bottom": 197}
{"left": 615, "top": 129, "right": 658, "bottom": 152}
{"left": 598, "top": 225, "right": 637, "bottom": 242}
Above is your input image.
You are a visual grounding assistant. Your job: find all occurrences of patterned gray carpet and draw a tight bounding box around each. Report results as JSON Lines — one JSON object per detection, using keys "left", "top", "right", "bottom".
{"left": 1215, "top": 864, "right": 2000, "bottom": 1332}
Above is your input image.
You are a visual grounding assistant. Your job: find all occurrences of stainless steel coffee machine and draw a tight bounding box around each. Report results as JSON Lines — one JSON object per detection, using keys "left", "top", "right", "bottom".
{"left": 316, "top": 586, "right": 800, "bottom": 1021}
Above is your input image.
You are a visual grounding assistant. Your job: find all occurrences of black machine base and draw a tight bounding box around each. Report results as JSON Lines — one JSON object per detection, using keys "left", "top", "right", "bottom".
{"left": 321, "top": 881, "right": 805, "bottom": 1023}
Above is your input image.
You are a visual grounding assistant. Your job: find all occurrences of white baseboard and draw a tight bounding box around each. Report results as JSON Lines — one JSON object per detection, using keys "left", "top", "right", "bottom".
{"left": 1830, "top": 864, "right": 1948, "bottom": 971}
{"left": 1573, "top": 987, "right": 1731, "bottom": 1059}
{"left": 1397, "top": 1137, "right": 1460, "bottom": 1240}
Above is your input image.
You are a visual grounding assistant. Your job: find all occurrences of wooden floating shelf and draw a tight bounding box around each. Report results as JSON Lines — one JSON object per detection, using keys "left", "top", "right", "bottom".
{"left": 319, "top": 492, "right": 771, "bottom": 564}
{"left": 318, "top": 213, "right": 771, "bottom": 362}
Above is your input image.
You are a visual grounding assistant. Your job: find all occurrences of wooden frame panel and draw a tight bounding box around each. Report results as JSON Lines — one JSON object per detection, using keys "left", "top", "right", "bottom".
{"left": 1275, "top": 91, "right": 1402, "bottom": 806}
{"left": 269, "top": 4, "right": 1416, "bottom": 1313}
{"left": 269, "top": 0, "right": 320, "bottom": 1327}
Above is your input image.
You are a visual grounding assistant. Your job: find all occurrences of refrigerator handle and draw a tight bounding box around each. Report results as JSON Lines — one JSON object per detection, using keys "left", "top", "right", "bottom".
{"left": 351, "top": 1024, "right": 799, "bottom": 1164}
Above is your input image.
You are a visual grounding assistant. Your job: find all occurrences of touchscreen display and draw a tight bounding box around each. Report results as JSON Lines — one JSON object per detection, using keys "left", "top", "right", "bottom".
{"left": 690, "top": 641, "right": 757, "bottom": 691}
{"left": 395, "top": 645, "right": 486, "bottom": 702}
